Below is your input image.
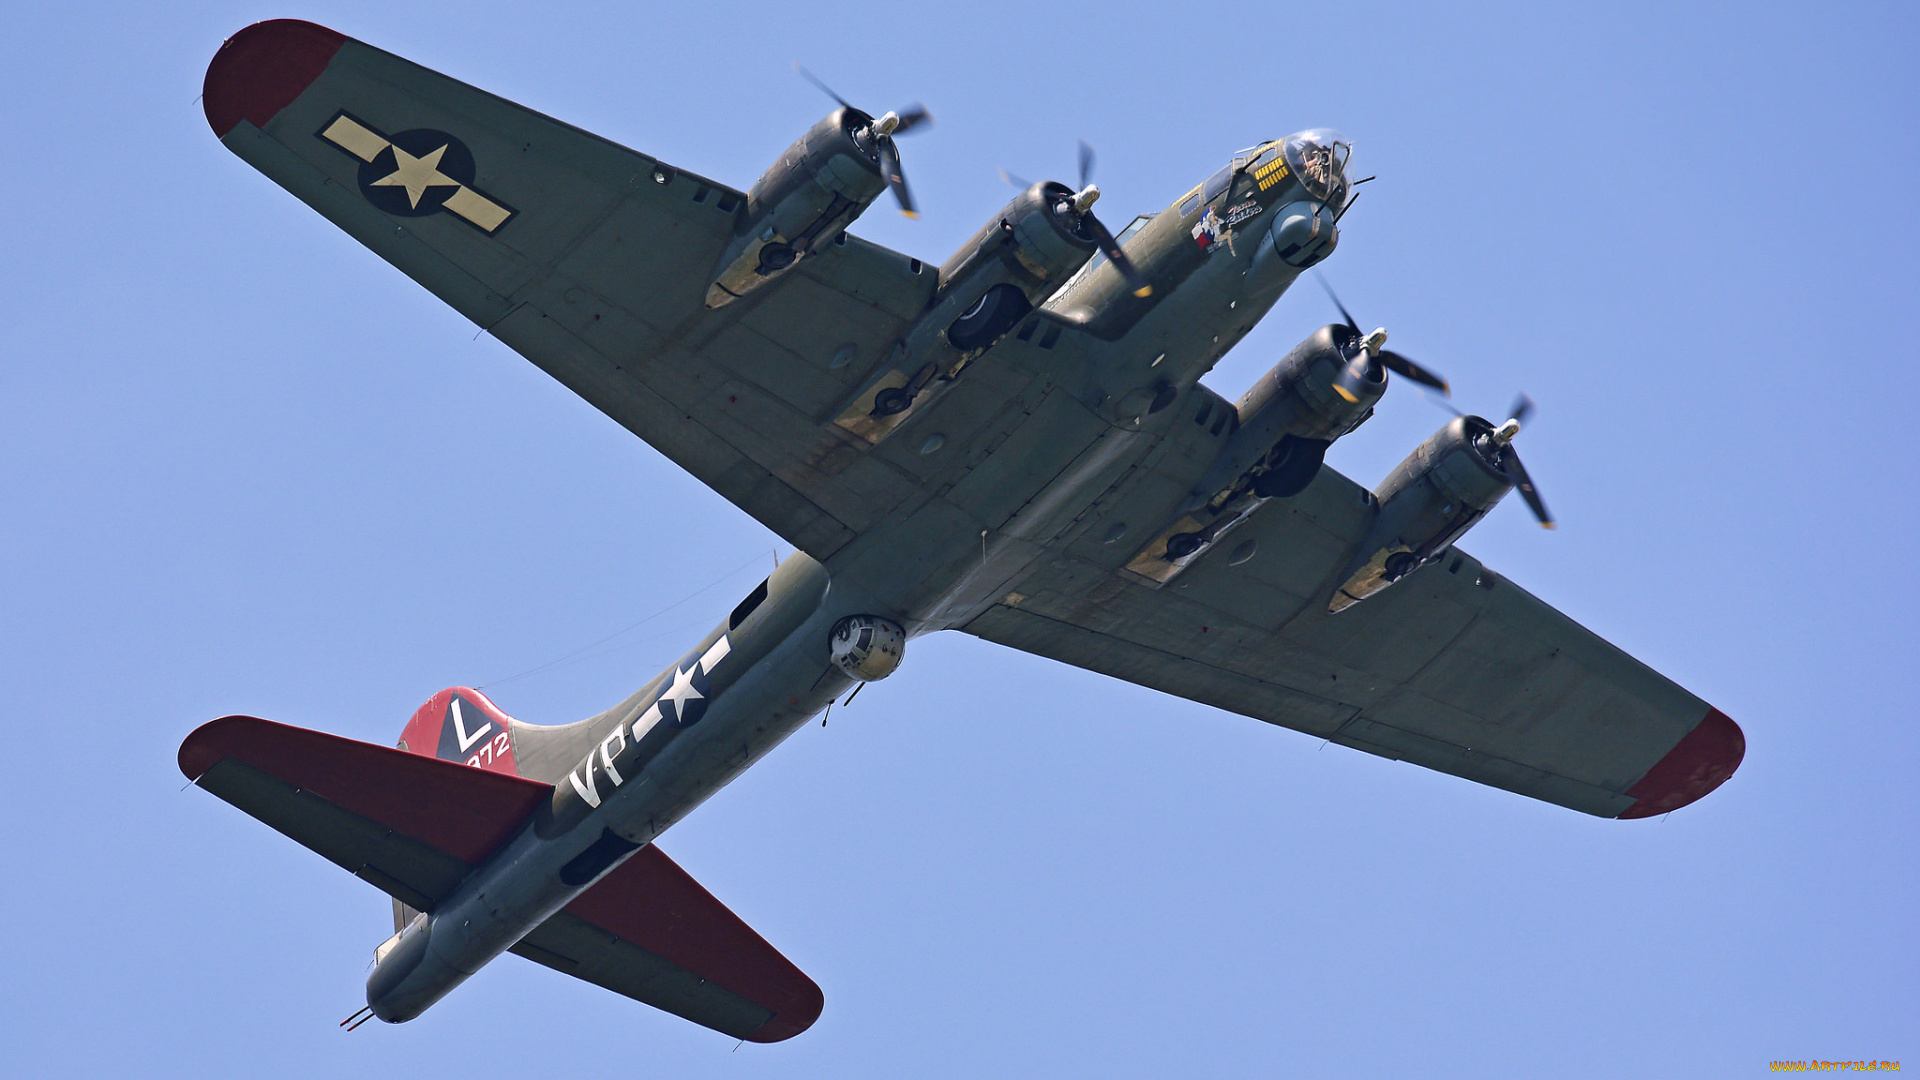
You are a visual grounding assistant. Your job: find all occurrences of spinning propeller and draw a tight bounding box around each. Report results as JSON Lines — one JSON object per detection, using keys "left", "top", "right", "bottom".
{"left": 795, "top": 64, "right": 931, "bottom": 218}
{"left": 1478, "top": 394, "right": 1554, "bottom": 529}
{"left": 1002, "top": 141, "right": 1153, "bottom": 298}
{"left": 1434, "top": 392, "right": 1554, "bottom": 529}
{"left": 1316, "top": 275, "right": 1451, "bottom": 403}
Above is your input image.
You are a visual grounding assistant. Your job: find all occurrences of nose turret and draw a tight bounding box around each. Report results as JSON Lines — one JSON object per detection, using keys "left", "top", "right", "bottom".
{"left": 1281, "top": 128, "right": 1354, "bottom": 207}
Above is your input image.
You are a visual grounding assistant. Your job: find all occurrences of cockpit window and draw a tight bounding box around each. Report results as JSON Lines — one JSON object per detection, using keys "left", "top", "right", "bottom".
{"left": 1250, "top": 147, "right": 1280, "bottom": 172}
{"left": 1062, "top": 212, "right": 1155, "bottom": 296}
{"left": 1281, "top": 128, "right": 1353, "bottom": 205}
{"left": 1201, "top": 164, "right": 1233, "bottom": 202}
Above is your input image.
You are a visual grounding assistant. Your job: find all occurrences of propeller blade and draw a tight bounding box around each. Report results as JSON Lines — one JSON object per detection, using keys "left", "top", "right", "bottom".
{"left": 1509, "top": 393, "right": 1535, "bottom": 426}
{"left": 997, "top": 167, "right": 1031, "bottom": 189}
{"left": 877, "top": 138, "right": 917, "bottom": 218}
{"left": 892, "top": 103, "right": 932, "bottom": 135}
{"left": 1500, "top": 445, "right": 1554, "bottom": 529}
{"left": 1082, "top": 210, "right": 1152, "bottom": 298}
{"left": 1078, "top": 139, "right": 1096, "bottom": 190}
{"left": 1315, "top": 273, "right": 1362, "bottom": 334}
{"left": 792, "top": 63, "right": 852, "bottom": 110}
{"left": 1379, "top": 349, "right": 1450, "bottom": 395}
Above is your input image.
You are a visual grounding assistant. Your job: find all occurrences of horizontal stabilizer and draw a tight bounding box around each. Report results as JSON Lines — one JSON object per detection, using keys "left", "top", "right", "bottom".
{"left": 515, "top": 846, "right": 823, "bottom": 1042}
{"left": 181, "top": 716, "right": 819, "bottom": 1039}
{"left": 179, "top": 715, "right": 551, "bottom": 910}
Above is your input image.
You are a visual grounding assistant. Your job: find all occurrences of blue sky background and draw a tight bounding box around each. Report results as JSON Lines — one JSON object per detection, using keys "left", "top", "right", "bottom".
{"left": 2, "top": 1, "right": 1914, "bottom": 1076}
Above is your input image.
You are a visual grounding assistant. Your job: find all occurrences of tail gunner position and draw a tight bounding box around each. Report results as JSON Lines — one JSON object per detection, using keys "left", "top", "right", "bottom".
{"left": 182, "top": 20, "right": 1744, "bottom": 1041}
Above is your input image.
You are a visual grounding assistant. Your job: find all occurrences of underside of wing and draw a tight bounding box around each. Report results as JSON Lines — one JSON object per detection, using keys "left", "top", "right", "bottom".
{"left": 178, "top": 715, "right": 552, "bottom": 910}
{"left": 204, "top": 19, "right": 942, "bottom": 561}
{"left": 965, "top": 465, "right": 1743, "bottom": 818}
{"left": 513, "top": 846, "right": 823, "bottom": 1042}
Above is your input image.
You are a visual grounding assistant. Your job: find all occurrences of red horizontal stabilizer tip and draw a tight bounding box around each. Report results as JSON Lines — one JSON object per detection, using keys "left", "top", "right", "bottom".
{"left": 567, "top": 846, "right": 824, "bottom": 1041}
{"left": 179, "top": 715, "right": 551, "bottom": 864}
{"left": 203, "top": 19, "right": 346, "bottom": 138}
{"left": 1617, "top": 707, "right": 1745, "bottom": 819}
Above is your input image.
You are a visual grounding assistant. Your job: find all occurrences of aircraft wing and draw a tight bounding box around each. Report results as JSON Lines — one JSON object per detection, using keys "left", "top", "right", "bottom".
{"left": 963, "top": 467, "right": 1743, "bottom": 819}
{"left": 179, "top": 716, "right": 822, "bottom": 1041}
{"left": 204, "top": 20, "right": 940, "bottom": 559}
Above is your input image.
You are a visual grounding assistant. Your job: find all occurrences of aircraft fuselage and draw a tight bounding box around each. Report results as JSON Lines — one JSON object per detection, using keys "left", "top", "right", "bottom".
{"left": 366, "top": 134, "right": 1350, "bottom": 1022}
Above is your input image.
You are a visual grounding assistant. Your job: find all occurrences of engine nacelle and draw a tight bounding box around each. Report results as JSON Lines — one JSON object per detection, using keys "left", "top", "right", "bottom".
{"left": 706, "top": 108, "right": 889, "bottom": 307}
{"left": 931, "top": 182, "right": 1100, "bottom": 351}
{"left": 1190, "top": 323, "right": 1384, "bottom": 511}
{"left": 834, "top": 181, "right": 1106, "bottom": 431}
{"left": 1328, "top": 416, "right": 1515, "bottom": 613}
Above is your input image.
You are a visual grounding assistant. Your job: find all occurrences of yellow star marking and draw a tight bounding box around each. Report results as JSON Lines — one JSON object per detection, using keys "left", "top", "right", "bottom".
{"left": 370, "top": 143, "right": 461, "bottom": 209}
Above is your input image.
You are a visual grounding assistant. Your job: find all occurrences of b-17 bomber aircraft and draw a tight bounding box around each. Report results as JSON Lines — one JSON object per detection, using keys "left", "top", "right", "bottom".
{"left": 179, "top": 19, "right": 1745, "bottom": 1042}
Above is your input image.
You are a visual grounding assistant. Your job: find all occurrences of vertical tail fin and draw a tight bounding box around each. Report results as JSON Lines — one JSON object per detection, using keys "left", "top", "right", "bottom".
{"left": 395, "top": 688, "right": 520, "bottom": 777}
{"left": 390, "top": 687, "right": 525, "bottom": 931}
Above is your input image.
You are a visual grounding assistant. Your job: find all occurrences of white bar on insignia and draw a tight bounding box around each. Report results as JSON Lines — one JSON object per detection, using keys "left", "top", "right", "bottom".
{"left": 322, "top": 115, "right": 389, "bottom": 163}
{"left": 442, "top": 187, "right": 512, "bottom": 232}
{"left": 698, "top": 636, "right": 732, "bottom": 674}
{"left": 628, "top": 703, "right": 663, "bottom": 741}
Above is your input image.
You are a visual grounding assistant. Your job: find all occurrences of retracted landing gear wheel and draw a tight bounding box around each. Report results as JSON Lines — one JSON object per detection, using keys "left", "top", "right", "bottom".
{"left": 946, "top": 283, "right": 1032, "bottom": 351}
{"left": 1252, "top": 436, "right": 1330, "bottom": 499}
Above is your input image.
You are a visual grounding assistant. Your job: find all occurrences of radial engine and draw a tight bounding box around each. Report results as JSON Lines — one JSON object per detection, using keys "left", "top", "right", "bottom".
{"left": 706, "top": 105, "right": 923, "bottom": 307}
{"left": 1330, "top": 405, "right": 1551, "bottom": 612}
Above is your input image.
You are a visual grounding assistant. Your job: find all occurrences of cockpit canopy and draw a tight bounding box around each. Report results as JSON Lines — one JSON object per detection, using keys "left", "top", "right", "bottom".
{"left": 1280, "top": 128, "right": 1353, "bottom": 206}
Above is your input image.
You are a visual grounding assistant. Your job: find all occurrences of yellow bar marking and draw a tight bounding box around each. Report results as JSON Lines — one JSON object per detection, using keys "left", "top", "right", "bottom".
{"left": 442, "top": 186, "right": 512, "bottom": 232}
{"left": 321, "top": 115, "right": 390, "bottom": 163}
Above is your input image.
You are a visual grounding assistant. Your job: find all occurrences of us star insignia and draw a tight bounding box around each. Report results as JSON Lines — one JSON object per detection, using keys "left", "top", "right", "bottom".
{"left": 317, "top": 112, "right": 515, "bottom": 233}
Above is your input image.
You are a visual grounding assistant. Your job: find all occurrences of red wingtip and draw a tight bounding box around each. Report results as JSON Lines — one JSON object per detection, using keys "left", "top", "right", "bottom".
{"left": 742, "top": 980, "right": 825, "bottom": 1042}
{"left": 1617, "top": 707, "right": 1745, "bottom": 819}
{"left": 178, "top": 714, "right": 260, "bottom": 780}
{"left": 203, "top": 19, "right": 346, "bottom": 138}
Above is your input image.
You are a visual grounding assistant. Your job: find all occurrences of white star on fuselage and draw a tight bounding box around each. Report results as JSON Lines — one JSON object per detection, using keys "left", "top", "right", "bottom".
{"left": 659, "top": 662, "right": 704, "bottom": 717}
{"left": 370, "top": 143, "right": 460, "bottom": 208}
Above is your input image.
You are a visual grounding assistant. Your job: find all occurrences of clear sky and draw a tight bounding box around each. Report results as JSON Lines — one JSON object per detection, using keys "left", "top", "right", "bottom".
{"left": 3, "top": 1, "right": 1914, "bottom": 1076}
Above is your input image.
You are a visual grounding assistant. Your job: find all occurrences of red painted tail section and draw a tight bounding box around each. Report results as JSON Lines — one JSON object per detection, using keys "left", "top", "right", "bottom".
{"left": 564, "top": 847, "right": 825, "bottom": 1041}
{"left": 397, "top": 687, "right": 520, "bottom": 776}
{"left": 180, "top": 714, "right": 823, "bottom": 1038}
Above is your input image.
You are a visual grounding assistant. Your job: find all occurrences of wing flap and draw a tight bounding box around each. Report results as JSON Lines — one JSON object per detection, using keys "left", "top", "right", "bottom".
{"left": 179, "top": 716, "right": 551, "bottom": 908}
{"left": 513, "top": 846, "right": 823, "bottom": 1042}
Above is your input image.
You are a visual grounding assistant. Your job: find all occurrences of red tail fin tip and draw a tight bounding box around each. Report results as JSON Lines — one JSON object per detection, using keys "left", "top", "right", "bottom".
{"left": 397, "top": 688, "right": 520, "bottom": 776}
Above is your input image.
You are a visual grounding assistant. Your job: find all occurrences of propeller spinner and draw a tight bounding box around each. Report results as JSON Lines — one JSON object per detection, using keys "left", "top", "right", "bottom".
{"left": 795, "top": 64, "right": 931, "bottom": 218}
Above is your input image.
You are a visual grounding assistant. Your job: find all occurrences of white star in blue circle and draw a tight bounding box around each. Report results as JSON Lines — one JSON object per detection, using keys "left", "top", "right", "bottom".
{"left": 658, "top": 660, "right": 711, "bottom": 727}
